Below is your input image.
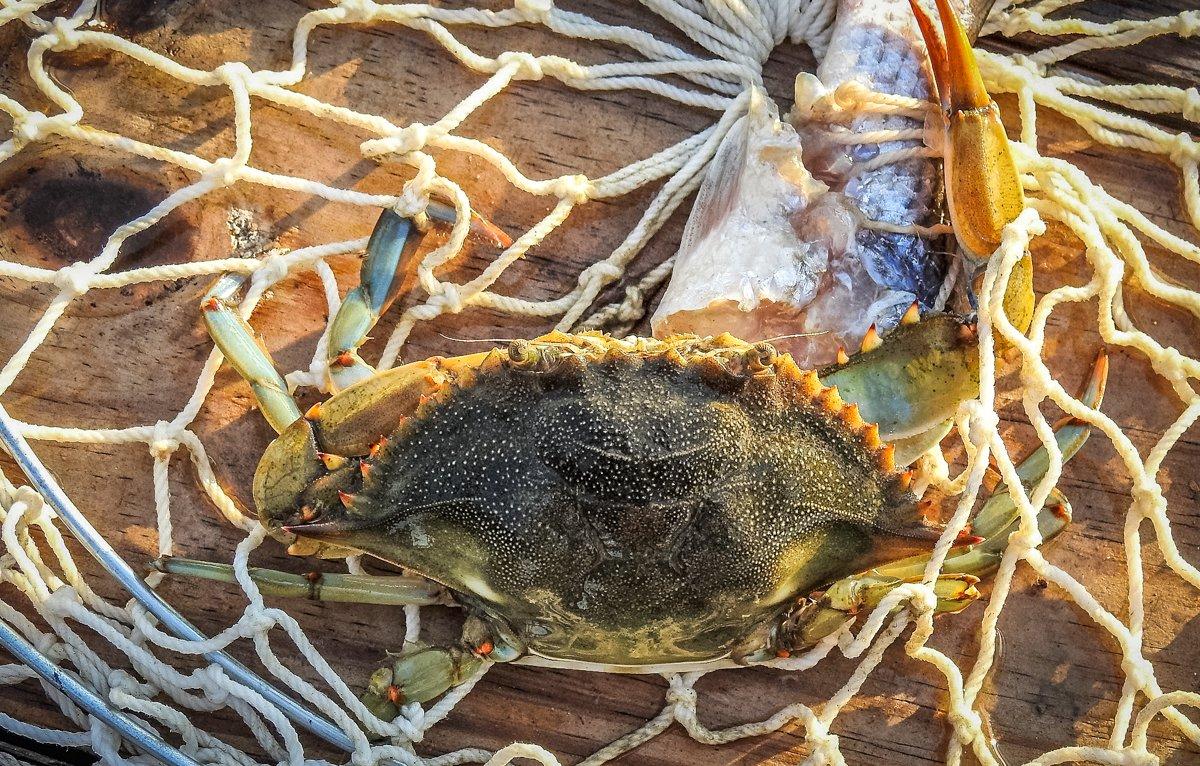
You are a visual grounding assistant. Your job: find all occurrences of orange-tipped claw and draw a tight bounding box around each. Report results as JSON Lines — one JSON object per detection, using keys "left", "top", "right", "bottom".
{"left": 909, "top": 0, "right": 948, "bottom": 104}
{"left": 911, "top": 0, "right": 991, "bottom": 112}
{"left": 910, "top": 0, "right": 1031, "bottom": 334}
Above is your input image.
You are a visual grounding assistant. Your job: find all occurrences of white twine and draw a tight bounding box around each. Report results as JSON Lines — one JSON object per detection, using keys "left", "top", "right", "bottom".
{"left": 0, "top": 0, "right": 1198, "bottom": 765}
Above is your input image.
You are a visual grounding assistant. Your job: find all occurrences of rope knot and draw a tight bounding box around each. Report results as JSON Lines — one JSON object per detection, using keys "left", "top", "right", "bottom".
{"left": 1182, "top": 88, "right": 1200, "bottom": 124}
{"left": 204, "top": 157, "right": 242, "bottom": 187}
{"left": 997, "top": 8, "right": 1041, "bottom": 37}
{"left": 496, "top": 51, "right": 544, "bottom": 81}
{"left": 1167, "top": 131, "right": 1196, "bottom": 167}
{"left": 393, "top": 122, "right": 430, "bottom": 154}
{"left": 241, "top": 609, "right": 278, "bottom": 635}
{"left": 665, "top": 685, "right": 696, "bottom": 709}
{"left": 363, "top": 122, "right": 430, "bottom": 158}
{"left": 514, "top": 0, "right": 553, "bottom": 23}
{"left": 255, "top": 249, "right": 293, "bottom": 287}
{"left": 53, "top": 262, "right": 96, "bottom": 297}
{"left": 214, "top": 61, "right": 253, "bottom": 87}
{"left": 1121, "top": 654, "right": 1155, "bottom": 682}
{"left": 401, "top": 701, "right": 426, "bottom": 731}
{"left": 829, "top": 79, "right": 869, "bottom": 111}
{"left": 966, "top": 403, "right": 999, "bottom": 440}
{"left": 1178, "top": 10, "right": 1199, "bottom": 38}
{"left": 194, "top": 665, "right": 231, "bottom": 705}
{"left": 13, "top": 110, "right": 49, "bottom": 145}
{"left": 49, "top": 16, "right": 82, "bottom": 50}
{"left": 338, "top": 0, "right": 379, "bottom": 23}
{"left": 12, "top": 486, "right": 48, "bottom": 523}
{"left": 43, "top": 585, "right": 80, "bottom": 617}
{"left": 392, "top": 180, "right": 431, "bottom": 219}
{"left": 578, "top": 261, "right": 622, "bottom": 292}
{"left": 431, "top": 282, "right": 465, "bottom": 314}
{"left": 549, "top": 173, "right": 591, "bottom": 203}
{"left": 902, "top": 583, "right": 938, "bottom": 616}
{"left": 149, "top": 420, "right": 180, "bottom": 459}
{"left": 948, "top": 707, "right": 984, "bottom": 736}
{"left": 803, "top": 717, "right": 840, "bottom": 762}
{"left": 1008, "top": 524, "right": 1042, "bottom": 552}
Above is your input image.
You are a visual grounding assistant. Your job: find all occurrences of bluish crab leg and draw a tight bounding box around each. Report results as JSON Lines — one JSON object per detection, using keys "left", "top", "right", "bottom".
{"left": 764, "top": 350, "right": 1108, "bottom": 657}
{"left": 202, "top": 274, "right": 303, "bottom": 434}
{"left": 326, "top": 204, "right": 511, "bottom": 392}
{"left": 202, "top": 204, "right": 508, "bottom": 427}
{"left": 150, "top": 554, "right": 518, "bottom": 714}
{"left": 150, "top": 556, "right": 444, "bottom": 605}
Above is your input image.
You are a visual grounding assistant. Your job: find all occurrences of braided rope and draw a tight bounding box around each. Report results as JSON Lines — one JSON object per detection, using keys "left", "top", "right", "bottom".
{"left": 1, "top": 1, "right": 1198, "bottom": 765}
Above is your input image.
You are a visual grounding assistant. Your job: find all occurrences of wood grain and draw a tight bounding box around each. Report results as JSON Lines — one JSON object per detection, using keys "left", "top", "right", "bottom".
{"left": 1, "top": 2, "right": 1198, "bottom": 764}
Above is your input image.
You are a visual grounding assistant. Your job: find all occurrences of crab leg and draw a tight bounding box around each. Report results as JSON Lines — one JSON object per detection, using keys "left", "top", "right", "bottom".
{"left": 771, "top": 350, "right": 1107, "bottom": 655}
{"left": 202, "top": 274, "right": 302, "bottom": 434}
{"left": 326, "top": 205, "right": 511, "bottom": 392}
{"left": 148, "top": 554, "right": 499, "bottom": 712}
{"left": 360, "top": 615, "right": 524, "bottom": 716}
{"left": 911, "top": 0, "right": 1033, "bottom": 334}
{"left": 150, "top": 556, "right": 443, "bottom": 605}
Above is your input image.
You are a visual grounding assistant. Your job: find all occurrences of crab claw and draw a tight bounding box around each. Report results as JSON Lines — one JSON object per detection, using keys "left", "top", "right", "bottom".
{"left": 819, "top": 312, "right": 980, "bottom": 442}
{"left": 911, "top": 0, "right": 1032, "bottom": 335}
{"left": 766, "top": 349, "right": 1108, "bottom": 656}
{"left": 912, "top": 0, "right": 1023, "bottom": 260}
{"left": 850, "top": 348, "right": 1105, "bottom": 587}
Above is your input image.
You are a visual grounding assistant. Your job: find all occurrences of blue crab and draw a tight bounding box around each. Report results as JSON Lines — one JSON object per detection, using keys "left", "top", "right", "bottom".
{"left": 157, "top": 2, "right": 1105, "bottom": 716}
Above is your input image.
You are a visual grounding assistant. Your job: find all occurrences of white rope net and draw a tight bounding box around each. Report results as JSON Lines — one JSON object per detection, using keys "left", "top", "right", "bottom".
{"left": 0, "top": 0, "right": 1198, "bottom": 764}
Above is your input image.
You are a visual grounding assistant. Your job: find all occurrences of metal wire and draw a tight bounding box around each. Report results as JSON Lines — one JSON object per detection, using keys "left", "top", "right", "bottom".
{"left": 0, "top": 617, "right": 201, "bottom": 766}
{"left": 0, "top": 403, "right": 360, "bottom": 756}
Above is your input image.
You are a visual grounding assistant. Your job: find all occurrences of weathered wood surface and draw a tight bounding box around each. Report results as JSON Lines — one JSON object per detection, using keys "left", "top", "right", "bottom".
{"left": 1, "top": 1, "right": 1198, "bottom": 764}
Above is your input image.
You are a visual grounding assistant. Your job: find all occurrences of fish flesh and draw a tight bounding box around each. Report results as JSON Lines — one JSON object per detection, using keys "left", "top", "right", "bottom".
{"left": 651, "top": 0, "right": 992, "bottom": 368}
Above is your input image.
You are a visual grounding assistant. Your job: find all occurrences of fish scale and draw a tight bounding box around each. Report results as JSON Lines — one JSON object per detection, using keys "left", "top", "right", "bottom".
{"left": 819, "top": 0, "right": 947, "bottom": 324}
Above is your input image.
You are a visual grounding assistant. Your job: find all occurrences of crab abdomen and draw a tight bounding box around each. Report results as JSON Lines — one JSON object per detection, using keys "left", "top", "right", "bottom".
{"left": 277, "top": 337, "right": 915, "bottom": 665}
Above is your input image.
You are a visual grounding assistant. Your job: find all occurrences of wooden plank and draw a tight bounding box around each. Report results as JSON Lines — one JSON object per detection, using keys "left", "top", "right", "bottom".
{"left": 0, "top": 2, "right": 1197, "bottom": 765}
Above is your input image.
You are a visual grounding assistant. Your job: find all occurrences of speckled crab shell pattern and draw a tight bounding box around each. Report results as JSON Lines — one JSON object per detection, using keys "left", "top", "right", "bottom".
{"left": 256, "top": 332, "right": 917, "bottom": 667}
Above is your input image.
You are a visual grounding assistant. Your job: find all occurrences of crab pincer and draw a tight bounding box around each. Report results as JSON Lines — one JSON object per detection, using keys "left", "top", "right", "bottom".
{"left": 911, "top": 0, "right": 1033, "bottom": 334}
